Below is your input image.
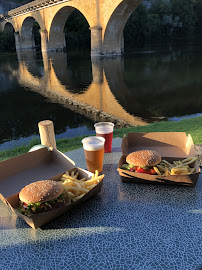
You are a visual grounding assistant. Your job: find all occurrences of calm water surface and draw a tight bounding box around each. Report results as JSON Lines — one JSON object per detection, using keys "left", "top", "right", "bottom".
{"left": 1, "top": 45, "right": 202, "bottom": 150}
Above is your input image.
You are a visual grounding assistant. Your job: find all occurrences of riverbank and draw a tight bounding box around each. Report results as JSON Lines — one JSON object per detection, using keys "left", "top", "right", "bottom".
{"left": 0, "top": 116, "right": 202, "bottom": 162}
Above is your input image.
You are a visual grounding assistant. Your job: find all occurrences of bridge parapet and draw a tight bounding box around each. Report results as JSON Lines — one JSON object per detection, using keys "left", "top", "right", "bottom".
{"left": 0, "top": 0, "right": 71, "bottom": 20}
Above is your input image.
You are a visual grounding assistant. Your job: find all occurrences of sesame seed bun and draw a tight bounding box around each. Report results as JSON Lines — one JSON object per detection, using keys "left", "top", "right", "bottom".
{"left": 126, "top": 150, "right": 161, "bottom": 167}
{"left": 19, "top": 180, "right": 64, "bottom": 204}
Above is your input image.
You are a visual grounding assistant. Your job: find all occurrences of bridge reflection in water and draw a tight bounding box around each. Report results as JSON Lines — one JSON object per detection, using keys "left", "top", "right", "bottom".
{"left": 15, "top": 49, "right": 147, "bottom": 127}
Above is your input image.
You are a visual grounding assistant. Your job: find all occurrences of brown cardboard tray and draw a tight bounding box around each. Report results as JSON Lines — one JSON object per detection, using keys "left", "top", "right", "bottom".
{"left": 117, "top": 132, "right": 200, "bottom": 186}
{"left": 0, "top": 148, "right": 104, "bottom": 229}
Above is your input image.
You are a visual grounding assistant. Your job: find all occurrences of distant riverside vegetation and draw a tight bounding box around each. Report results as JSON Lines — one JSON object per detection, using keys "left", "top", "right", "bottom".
{"left": 1, "top": 0, "right": 202, "bottom": 51}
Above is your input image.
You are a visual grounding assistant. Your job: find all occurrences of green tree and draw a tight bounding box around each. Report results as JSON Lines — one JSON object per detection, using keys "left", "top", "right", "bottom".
{"left": 33, "top": 21, "right": 41, "bottom": 49}
{"left": 150, "top": 0, "right": 171, "bottom": 18}
{"left": 124, "top": 0, "right": 199, "bottom": 46}
{"left": 193, "top": 0, "right": 202, "bottom": 40}
{"left": 124, "top": 3, "right": 150, "bottom": 47}
{"left": 64, "top": 10, "right": 90, "bottom": 49}
{"left": 0, "top": 32, "right": 15, "bottom": 52}
{"left": 170, "top": 0, "right": 197, "bottom": 40}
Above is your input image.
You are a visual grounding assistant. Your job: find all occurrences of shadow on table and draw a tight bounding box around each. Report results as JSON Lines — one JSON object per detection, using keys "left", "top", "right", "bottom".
{"left": 111, "top": 147, "right": 121, "bottom": 153}
{"left": 118, "top": 179, "right": 200, "bottom": 207}
{"left": 40, "top": 194, "right": 107, "bottom": 230}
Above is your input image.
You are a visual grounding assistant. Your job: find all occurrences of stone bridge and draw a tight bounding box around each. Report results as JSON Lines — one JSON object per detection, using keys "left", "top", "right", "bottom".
{"left": 0, "top": 0, "right": 141, "bottom": 56}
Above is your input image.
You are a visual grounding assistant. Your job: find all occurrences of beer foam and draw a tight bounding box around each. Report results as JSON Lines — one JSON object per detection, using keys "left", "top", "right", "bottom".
{"left": 94, "top": 122, "right": 114, "bottom": 134}
{"left": 82, "top": 136, "right": 105, "bottom": 151}
{"left": 95, "top": 126, "right": 113, "bottom": 134}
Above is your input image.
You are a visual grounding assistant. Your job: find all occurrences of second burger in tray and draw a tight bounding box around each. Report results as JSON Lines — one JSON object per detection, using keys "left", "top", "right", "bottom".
{"left": 122, "top": 150, "right": 161, "bottom": 175}
{"left": 121, "top": 150, "right": 198, "bottom": 176}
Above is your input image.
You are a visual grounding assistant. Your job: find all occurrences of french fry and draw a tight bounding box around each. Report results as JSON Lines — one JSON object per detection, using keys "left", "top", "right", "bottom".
{"left": 74, "top": 181, "right": 89, "bottom": 193}
{"left": 86, "top": 183, "right": 97, "bottom": 190}
{"left": 181, "top": 157, "right": 194, "bottom": 163}
{"left": 72, "top": 181, "right": 82, "bottom": 190}
{"left": 85, "top": 175, "right": 105, "bottom": 185}
{"left": 156, "top": 156, "right": 198, "bottom": 176}
{"left": 157, "top": 165, "right": 166, "bottom": 172}
{"left": 171, "top": 166, "right": 189, "bottom": 171}
{"left": 60, "top": 177, "right": 69, "bottom": 181}
{"left": 67, "top": 191, "right": 77, "bottom": 198}
{"left": 63, "top": 180, "right": 73, "bottom": 186}
{"left": 164, "top": 167, "right": 170, "bottom": 176}
{"left": 153, "top": 166, "right": 161, "bottom": 175}
{"left": 72, "top": 194, "right": 85, "bottom": 202}
{"left": 71, "top": 171, "right": 75, "bottom": 177}
{"left": 173, "top": 161, "right": 184, "bottom": 166}
{"left": 95, "top": 170, "right": 99, "bottom": 178}
{"left": 189, "top": 168, "right": 196, "bottom": 174}
{"left": 171, "top": 167, "right": 189, "bottom": 175}
{"left": 62, "top": 173, "right": 71, "bottom": 178}
{"left": 183, "top": 157, "right": 198, "bottom": 166}
{"left": 62, "top": 174, "right": 83, "bottom": 182}
{"left": 59, "top": 170, "right": 104, "bottom": 202}
{"left": 69, "top": 189, "right": 80, "bottom": 196}
{"left": 65, "top": 186, "right": 79, "bottom": 192}
{"left": 172, "top": 164, "right": 188, "bottom": 169}
{"left": 74, "top": 171, "right": 79, "bottom": 179}
{"left": 64, "top": 178, "right": 84, "bottom": 184}
{"left": 162, "top": 159, "right": 173, "bottom": 167}
{"left": 79, "top": 178, "right": 87, "bottom": 182}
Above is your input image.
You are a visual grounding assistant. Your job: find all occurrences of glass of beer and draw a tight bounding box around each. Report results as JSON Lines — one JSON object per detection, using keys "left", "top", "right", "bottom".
{"left": 94, "top": 122, "right": 114, "bottom": 153}
{"left": 81, "top": 136, "right": 105, "bottom": 173}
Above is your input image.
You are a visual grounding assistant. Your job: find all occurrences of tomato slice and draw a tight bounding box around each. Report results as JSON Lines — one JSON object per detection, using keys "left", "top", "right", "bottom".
{"left": 130, "top": 166, "right": 136, "bottom": 172}
{"left": 147, "top": 168, "right": 157, "bottom": 175}
{"left": 135, "top": 167, "right": 156, "bottom": 175}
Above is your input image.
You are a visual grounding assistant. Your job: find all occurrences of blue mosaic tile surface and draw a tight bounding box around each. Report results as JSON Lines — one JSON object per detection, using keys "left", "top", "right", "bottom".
{"left": 1, "top": 138, "right": 202, "bottom": 270}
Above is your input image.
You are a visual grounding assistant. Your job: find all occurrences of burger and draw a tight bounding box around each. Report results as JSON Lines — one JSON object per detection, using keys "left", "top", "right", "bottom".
{"left": 18, "top": 180, "right": 70, "bottom": 216}
{"left": 122, "top": 150, "right": 161, "bottom": 175}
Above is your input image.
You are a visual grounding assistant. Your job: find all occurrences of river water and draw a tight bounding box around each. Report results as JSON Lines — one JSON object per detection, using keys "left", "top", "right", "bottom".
{"left": 1, "top": 44, "right": 202, "bottom": 150}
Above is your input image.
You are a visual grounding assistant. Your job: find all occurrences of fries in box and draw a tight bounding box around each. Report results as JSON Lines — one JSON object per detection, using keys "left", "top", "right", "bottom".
{"left": 155, "top": 156, "right": 198, "bottom": 176}
{"left": 59, "top": 169, "right": 104, "bottom": 202}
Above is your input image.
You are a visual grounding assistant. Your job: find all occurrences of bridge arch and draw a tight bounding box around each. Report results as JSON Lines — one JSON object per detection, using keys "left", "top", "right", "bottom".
{"left": 20, "top": 16, "right": 42, "bottom": 50}
{"left": 48, "top": 6, "right": 75, "bottom": 51}
{"left": 48, "top": 6, "right": 90, "bottom": 51}
{"left": 3, "top": 22, "right": 15, "bottom": 33}
{"left": 102, "top": 0, "right": 142, "bottom": 55}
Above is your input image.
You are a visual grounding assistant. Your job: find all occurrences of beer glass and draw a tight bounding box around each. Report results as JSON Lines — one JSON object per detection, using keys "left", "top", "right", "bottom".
{"left": 81, "top": 136, "right": 105, "bottom": 173}
{"left": 94, "top": 122, "right": 114, "bottom": 153}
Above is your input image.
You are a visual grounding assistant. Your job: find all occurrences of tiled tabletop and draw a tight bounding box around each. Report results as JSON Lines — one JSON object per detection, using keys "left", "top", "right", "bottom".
{"left": 1, "top": 138, "right": 202, "bottom": 270}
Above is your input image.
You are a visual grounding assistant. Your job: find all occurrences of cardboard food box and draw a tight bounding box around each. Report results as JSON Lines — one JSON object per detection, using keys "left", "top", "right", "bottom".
{"left": 117, "top": 132, "right": 200, "bottom": 186}
{"left": 0, "top": 148, "right": 104, "bottom": 229}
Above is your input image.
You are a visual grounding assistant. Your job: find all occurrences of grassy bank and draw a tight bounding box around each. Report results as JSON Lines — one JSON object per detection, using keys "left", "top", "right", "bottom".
{"left": 0, "top": 116, "right": 202, "bottom": 162}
